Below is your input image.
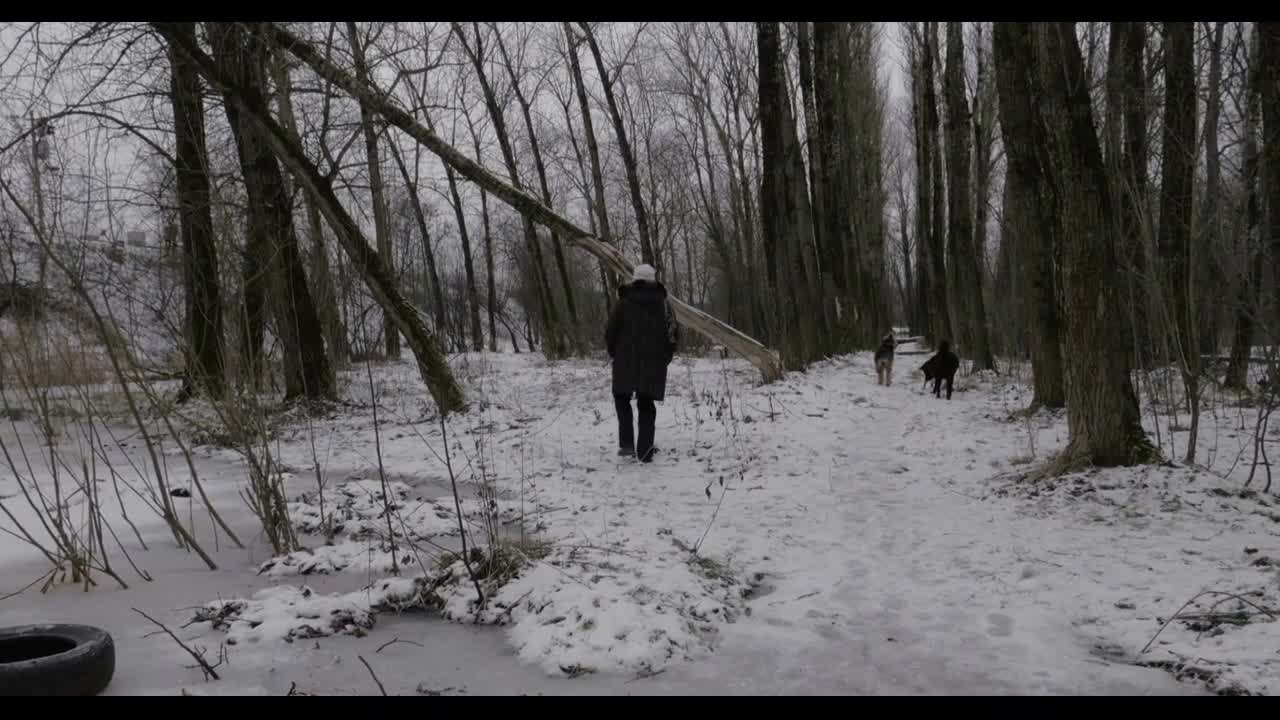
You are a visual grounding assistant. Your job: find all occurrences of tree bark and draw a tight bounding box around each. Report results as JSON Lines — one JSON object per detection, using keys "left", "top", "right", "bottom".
{"left": 167, "top": 22, "right": 226, "bottom": 402}
{"left": 268, "top": 22, "right": 782, "bottom": 381}
{"left": 156, "top": 22, "right": 465, "bottom": 413}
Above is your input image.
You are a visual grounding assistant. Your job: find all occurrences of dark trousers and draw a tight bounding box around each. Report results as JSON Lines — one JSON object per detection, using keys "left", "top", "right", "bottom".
{"left": 932, "top": 375, "right": 954, "bottom": 400}
{"left": 614, "top": 392, "right": 656, "bottom": 456}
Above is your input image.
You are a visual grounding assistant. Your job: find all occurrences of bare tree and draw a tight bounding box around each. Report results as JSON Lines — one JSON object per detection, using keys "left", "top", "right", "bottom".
{"left": 578, "top": 22, "right": 657, "bottom": 269}
{"left": 345, "top": 22, "right": 399, "bottom": 359}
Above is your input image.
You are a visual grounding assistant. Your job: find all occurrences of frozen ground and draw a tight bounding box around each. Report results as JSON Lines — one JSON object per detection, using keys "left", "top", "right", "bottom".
{"left": 1, "top": 342, "right": 1276, "bottom": 695}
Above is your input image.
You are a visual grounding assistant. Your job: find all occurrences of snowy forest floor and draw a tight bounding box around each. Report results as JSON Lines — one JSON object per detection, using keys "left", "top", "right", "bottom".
{"left": 1, "top": 344, "right": 1277, "bottom": 695}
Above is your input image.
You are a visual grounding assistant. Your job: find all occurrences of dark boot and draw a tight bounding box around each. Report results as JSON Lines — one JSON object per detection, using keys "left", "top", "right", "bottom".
{"left": 636, "top": 393, "right": 657, "bottom": 460}
{"left": 614, "top": 393, "right": 635, "bottom": 454}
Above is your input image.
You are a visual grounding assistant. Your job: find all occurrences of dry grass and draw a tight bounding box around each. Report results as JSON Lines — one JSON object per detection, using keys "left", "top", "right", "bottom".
{"left": 0, "top": 321, "right": 112, "bottom": 389}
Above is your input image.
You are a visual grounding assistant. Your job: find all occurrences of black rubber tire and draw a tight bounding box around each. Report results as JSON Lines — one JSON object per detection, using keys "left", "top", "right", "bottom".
{"left": 0, "top": 624, "right": 115, "bottom": 696}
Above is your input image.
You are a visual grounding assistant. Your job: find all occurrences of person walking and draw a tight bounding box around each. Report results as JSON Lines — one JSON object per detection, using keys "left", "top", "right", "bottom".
{"left": 605, "top": 263, "right": 679, "bottom": 462}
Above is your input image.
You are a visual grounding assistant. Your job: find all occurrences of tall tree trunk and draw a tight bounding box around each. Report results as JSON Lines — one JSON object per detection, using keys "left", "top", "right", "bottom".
{"left": 943, "top": 22, "right": 995, "bottom": 370}
{"left": 758, "top": 21, "right": 823, "bottom": 367}
{"left": 209, "top": 22, "right": 332, "bottom": 400}
{"left": 971, "top": 24, "right": 997, "bottom": 369}
{"left": 1227, "top": 26, "right": 1263, "bottom": 390}
{"left": 1199, "top": 22, "right": 1226, "bottom": 358}
{"left": 796, "top": 22, "right": 836, "bottom": 345}
{"left": 478, "top": 167, "right": 498, "bottom": 353}
{"left": 492, "top": 26, "right": 580, "bottom": 340}
{"left": 1157, "top": 22, "right": 1199, "bottom": 461}
{"left": 578, "top": 23, "right": 657, "bottom": 268}
{"left": 442, "top": 162, "right": 484, "bottom": 353}
{"left": 999, "top": 22, "right": 1154, "bottom": 466}
{"left": 1261, "top": 23, "right": 1280, "bottom": 356}
{"left": 924, "top": 23, "right": 952, "bottom": 346}
{"left": 812, "top": 23, "right": 852, "bottom": 342}
{"left": 1120, "top": 22, "right": 1152, "bottom": 371}
{"left": 344, "top": 22, "right": 399, "bottom": 360}
{"left": 271, "top": 45, "right": 348, "bottom": 368}
{"left": 157, "top": 22, "right": 465, "bottom": 413}
{"left": 908, "top": 25, "right": 934, "bottom": 342}
{"left": 167, "top": 22, "right": 225, "bottom": 402}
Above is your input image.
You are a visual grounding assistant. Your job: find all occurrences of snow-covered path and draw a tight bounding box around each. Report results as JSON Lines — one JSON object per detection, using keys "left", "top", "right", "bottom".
{"left": 595, "top": 355, "right": 1199, "bottom": 695}
{"left": 9, "top": 347, "right": 1274, "bottom": 694}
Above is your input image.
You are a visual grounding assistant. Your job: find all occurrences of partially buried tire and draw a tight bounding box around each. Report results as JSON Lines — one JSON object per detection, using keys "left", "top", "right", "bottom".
{"left": 0, "top": 624, "right": 115, "bottom": 696}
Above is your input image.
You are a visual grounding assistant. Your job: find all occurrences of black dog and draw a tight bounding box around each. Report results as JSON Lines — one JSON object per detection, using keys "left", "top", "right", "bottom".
{"left": 920, "top": 341, "right": 960, "bottom": 400}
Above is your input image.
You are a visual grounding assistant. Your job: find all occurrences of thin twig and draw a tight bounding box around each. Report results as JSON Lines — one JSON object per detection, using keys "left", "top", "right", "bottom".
{"left": 0, "top": 568, "right": 55, "bottom": 602}
{"left": 375, "top": 637, "right": 425, "bottom": 654}
{"left": 132, "top": 607, "right": 220, "bottom": 680}
{"left": 1140, "top": 590, "right": 1278, "bottom": 654}
{"left": 357, "top": 654, "right": 388, "bottom": 696}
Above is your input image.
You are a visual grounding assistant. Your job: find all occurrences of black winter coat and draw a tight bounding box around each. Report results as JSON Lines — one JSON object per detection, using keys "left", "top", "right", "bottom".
{"left": 605, "top": 281, "right": 679, "bottom": 401}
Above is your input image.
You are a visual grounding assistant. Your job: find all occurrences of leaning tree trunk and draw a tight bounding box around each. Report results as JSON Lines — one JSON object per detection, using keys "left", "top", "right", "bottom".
{"left": 209, "top": 22, "right": 332, "bottom": 401}
{"left": 155, "top": 22, "right": 466, "bottom": 413}
{"left": 1015, "top": 22, "right": 1155, "bottom": 467}
{"left": 345, "top": 22, "right": 400, "bottom": 360}
{"left": 168, "top": 22, "right": 226, "bottom": 403}
{"left": 267, "top": 22, "right": 783, "bottom": 381}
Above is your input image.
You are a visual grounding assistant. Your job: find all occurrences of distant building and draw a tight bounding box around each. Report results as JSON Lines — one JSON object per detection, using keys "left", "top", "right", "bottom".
{"left": 126, "top": 231, "right": 146, "bottom": 247}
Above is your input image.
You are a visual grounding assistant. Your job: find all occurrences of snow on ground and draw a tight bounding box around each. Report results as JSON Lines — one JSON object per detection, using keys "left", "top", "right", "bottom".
{"left": 2, "top": 342, "right": 1277, "bottom": 694}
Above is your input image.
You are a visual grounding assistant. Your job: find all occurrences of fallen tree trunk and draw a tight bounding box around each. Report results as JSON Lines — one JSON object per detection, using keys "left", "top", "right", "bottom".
{"left": 266, "top": 23, "right": 784, "bottom": 383}
{"left": 154, "top": 22, "right": 467, "bottom": 415}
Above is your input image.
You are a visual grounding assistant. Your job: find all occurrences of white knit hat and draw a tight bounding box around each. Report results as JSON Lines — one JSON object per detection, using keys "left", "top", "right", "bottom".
{"left": 633, "top": 264, "right": 656, "bottom": 283}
